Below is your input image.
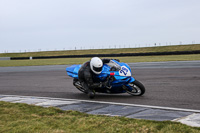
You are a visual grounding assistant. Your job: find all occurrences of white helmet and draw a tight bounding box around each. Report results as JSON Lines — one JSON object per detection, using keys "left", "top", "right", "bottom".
{"left": 90, "top": 57, "right": 103, "bottom": 74}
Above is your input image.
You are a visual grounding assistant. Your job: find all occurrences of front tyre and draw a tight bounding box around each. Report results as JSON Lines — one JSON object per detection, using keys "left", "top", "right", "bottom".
{"left": 126, "top": 80, "right": 145, "bottom": 96}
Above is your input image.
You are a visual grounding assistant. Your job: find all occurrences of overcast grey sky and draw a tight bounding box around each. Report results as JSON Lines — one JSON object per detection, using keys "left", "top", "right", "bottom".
{"left": 0, "top": 0, "right": 200, "bottom": 53}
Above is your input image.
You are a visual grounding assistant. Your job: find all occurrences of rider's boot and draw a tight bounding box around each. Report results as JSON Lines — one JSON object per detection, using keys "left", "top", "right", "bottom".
{"left": 82, "top": 82, "right": 95, "bottom": 99}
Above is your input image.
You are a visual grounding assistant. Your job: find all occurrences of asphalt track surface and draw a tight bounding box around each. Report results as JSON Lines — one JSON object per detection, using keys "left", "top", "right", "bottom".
{"left": 0, "top": 61, "right": 200, "bottom": 110}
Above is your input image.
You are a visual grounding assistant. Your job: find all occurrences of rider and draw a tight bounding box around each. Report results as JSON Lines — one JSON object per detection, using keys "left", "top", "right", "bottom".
{"left": 78, "top": 57, "right": 116, "bottom": 99}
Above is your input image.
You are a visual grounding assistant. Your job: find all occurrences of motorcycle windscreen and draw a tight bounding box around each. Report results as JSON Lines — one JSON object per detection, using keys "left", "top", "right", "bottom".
{"left": 66, "top": 65, "right": 81, "bottom": 78}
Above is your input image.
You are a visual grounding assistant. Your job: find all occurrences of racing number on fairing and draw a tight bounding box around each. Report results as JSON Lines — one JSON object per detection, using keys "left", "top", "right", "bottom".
{"left": 120, "top": 67, "right": 128, "bottom": 75}
{"left": 119, "top": 66, "right": 131, "bottom": 76}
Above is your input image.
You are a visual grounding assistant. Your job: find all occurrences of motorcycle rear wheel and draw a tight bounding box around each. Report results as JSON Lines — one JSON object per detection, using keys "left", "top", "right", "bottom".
{"left": 73, "top": 78, "right": 87, "bottom": 94}
{"left": 126, "top": 80, "right": 145, "bottom": 96}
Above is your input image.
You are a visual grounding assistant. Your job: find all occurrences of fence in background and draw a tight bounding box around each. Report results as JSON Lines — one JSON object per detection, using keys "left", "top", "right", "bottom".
{"left": 9, "top": 50, "right": 200, "bottom": 60}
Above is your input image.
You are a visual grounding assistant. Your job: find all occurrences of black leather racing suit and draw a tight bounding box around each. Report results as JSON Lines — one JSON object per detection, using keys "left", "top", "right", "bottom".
{"left": 78, "top": 59, "right": 111, "bottom": 93}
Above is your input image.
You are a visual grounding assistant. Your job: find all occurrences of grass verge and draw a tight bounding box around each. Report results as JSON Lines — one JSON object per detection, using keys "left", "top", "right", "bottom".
{"left": 0, "top": 54, "right": 200, "bottom": 67}
{"left": 0, "top": 101, "right": 199, "bottom": 133}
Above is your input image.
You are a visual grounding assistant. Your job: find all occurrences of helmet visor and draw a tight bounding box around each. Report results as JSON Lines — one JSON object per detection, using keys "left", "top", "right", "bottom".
{"left": 93, "top": 66, "right": 102, "bottom": 72}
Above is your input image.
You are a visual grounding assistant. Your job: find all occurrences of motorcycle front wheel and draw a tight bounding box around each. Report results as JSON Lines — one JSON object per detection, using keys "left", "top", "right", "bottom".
{"left": 126, "top": 80, "right": 145, "bottom": 96}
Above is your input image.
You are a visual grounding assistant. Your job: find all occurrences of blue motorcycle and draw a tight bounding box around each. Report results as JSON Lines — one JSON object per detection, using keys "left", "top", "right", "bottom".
{"left": 66, "top": 59, "right": 145, "bottom": 96}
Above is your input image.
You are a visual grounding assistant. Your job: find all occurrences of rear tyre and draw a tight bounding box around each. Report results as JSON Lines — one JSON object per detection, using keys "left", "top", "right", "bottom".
{"left": 73, "top": 78, "right": 87, "bottom": 94}
{"left": 126, "top": 80, "right": 145, "bottom": 96}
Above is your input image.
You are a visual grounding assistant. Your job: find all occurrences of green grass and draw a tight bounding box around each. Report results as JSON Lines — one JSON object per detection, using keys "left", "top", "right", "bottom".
{"left": 0, "top": 101, "right": 199, "bottom": 133}
{"left": 0, "top": 44, "right": 200, "bottom": 57}
{"left": 0, "top": 54, "right": 200, "bottom": 67}
{"left": 1, "top": 44, "right": 200, "bottom": 67}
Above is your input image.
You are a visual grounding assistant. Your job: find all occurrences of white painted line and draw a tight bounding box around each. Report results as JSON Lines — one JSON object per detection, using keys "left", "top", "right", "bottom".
{"left": 173, "top": 113, "right": 200, "bottom": 127}
{"left": 35, "top": 100, "right": 80, "bottom": 107}
{"left": 0, "top": 97, "right": 27, "bottom": 102}
{"left": 12, "top": 98, "right": 47, "bottom": 104}
{"left": 1, "top": 94, "right": 200, "bottom": 113}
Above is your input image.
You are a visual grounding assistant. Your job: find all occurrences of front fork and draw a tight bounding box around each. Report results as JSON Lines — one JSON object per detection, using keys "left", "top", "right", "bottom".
{"left": 123, "top": 77, "right": 135, "bottom": 91}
